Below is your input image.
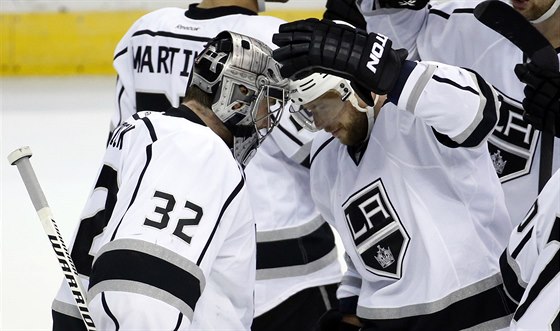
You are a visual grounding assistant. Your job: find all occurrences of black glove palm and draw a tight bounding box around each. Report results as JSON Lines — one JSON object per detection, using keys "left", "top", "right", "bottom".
{"left": 515, "top": 62, "right": 560, "bottom": 137}
{"left": 272, "top": 19, "right": 408, "bottom": 98}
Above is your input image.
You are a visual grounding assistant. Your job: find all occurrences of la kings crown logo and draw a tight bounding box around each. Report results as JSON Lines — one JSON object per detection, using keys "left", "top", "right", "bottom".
{"left": 490, "top": 95, "right": 538, "bottom": 182}
{"left": 342, "top": 179, "right": 409, "bottom": 279}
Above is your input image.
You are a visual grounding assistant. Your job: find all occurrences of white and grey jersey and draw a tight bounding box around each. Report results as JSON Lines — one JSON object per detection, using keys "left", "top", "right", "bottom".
{"left": 111, "top": 4, "right": 343, "bottom": 317}
{"left": 310, "top": 61, "right": 516, "bottom": 329}
{"left": 111, "top": 4, "right": 285, "bottom": 131}
{"left": 52, "top": 108, "right": 255, "bottom": 330}
{"left": 245, "top": 105, "right": 342, "bottom": 316}
{"left": 359, "top": 0, "right": 560, "bottom": 226}
{"left": 500, "top": 169, "right": 560, "bottom": 330}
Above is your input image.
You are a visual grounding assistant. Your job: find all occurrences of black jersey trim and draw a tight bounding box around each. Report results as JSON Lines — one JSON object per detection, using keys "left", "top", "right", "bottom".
{"left": 101, "top": 292, "right": 119, "bottom": 329}
{"left": 513, "top": 245, "right": 560, "bottom": 321}
{"left": 511, "top": 226, "right": 534, "bottom": 259}
{"left": 499, "top": 250, "right": 526, "bottom": 304}
{"left": 72, "top": 164, "right": 118, "bottom": 277}
{"left": 431, "top": 75, "right": 479, "bottom": 95}
{"left": 196, "top": 176, "right": 245, "bottom": 265}
{"left": 277, "top": 123, "right": 304, "bottom": 146}
{"left": 256, "top": 221, "right": 336, "bottom": 270}
{"left": 358, "top": 276, "right": 516, "bottom": 330}
{"left": 52, "top": 309, "right": 88, "bottom": 331}
{"left": 428, "top": 8, "right": 450, "bottom": 19}
{"left": 310, "top": 136, "right": 336, "bottom": 166}
{"left": 113, "top": 47, "right": 128, "bottom": 61}
{"left": 89, "top": 239, "right": 204, "bottom": 319}
{"left": 184, "top": 3, "right": 256, "bottom": 20}
{"left": 131, "top": 29, "right": 212, "bottom": 43}
{"left": 111, "top": 139, "right": 154, "bottom": 241}
{"left": 432, "top": 68, "right": 498, "bottom": 148}
{"left": 116, "top": 84, "right": 125, "bottom": 128}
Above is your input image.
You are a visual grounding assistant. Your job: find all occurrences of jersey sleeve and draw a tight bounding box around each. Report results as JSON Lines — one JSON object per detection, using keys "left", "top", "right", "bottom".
{"left": 389, "top": 60, "right": 500, "bottom": 148}
{"left": 337, "top": 254, "right": 361, "bottom": 314}
{"left": 500, "top": 169, "right": 560, "bottom": 330}
{"left": 111, "top": 25, "right": 138, "bottom": 133}
{"left": 270, "top": 102, "right": 318, "bottom": 166}
{"left": 358, "top": 0, "right": 428, "bottom": 60}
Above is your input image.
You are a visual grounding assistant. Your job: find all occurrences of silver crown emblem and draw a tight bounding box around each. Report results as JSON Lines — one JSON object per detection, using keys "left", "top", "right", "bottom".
{"left": 374, "top": 245, "right": 395, "bottom": 269}
{"left": 491, "top": 150, "right": 507, "bottom": 175}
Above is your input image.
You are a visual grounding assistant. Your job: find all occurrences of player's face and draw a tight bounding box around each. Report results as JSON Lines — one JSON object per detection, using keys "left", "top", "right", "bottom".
{"left": 511, "top": 0, "right": 557, "bottom": 20}
{"left": 304, "top": 91, "right": 369, "bottom": 146}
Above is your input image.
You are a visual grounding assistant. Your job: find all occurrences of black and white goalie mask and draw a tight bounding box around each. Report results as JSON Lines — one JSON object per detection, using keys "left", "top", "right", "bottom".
{"left": 289, "top": 73, "right": 376, "bottom": 135}
{"left": 190, "top": 31, "right": 289, "bottom": 166}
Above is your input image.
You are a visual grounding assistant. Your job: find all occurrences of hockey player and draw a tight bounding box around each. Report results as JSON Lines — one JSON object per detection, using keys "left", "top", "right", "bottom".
{"left": 352, "top": 0, "right": 560, "bottom": 226}
{"left": 274, "top": 19, "right": 516, "bottom": 330}
{"left": 109, "top": 1, "right": 343, "bottom": 330}
{"left": 50, "top": 31, "right": 289, "bottom": 330}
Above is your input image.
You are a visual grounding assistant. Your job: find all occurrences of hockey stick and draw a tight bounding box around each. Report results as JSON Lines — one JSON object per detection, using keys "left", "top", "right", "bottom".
{"left": 474, "top": 0, "right": 558, "bottom": 192}
{"left": 7, "top": 146, "right": 96, "bottom": 331}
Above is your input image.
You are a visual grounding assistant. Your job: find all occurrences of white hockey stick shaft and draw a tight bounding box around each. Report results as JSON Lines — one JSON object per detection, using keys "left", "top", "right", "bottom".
{"left": 8, "top": 146, "right": 96, "bottom": 331}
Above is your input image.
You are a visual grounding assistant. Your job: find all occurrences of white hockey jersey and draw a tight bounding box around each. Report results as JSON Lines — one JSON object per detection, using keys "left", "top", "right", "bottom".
{"left": 111, "top": 4, "right": 342, "bottom": 317}
{"left": 500, "top": 169, "right": 560, "bottom": 330}
{"left": 310, "top": 61, "right": 516, "bottom": 329}
{"left": 358, "top": 0, "right": 560, "bottom": 226}
{"left": 52, "top": 108, "right": 255, "bottom": 330}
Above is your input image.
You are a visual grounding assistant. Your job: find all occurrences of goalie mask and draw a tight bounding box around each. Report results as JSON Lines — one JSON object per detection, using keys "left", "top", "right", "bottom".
{"left": 190, "top": 31, "right": 289, "bottom": 166}
{"left": 289, "top": 72, "right": 377, "bottom": 138}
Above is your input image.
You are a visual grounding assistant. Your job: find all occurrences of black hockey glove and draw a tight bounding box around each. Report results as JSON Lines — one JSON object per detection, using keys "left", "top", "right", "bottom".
{"left": 377, "top": 0, "right": 429, "bottom": 10}
{"left": 312, "top": 309, "right": 362, "bottom": 331}
{"left": 514, "top": 62, "right": 560, "bottom": 137}
{"left": 323, "top": 0, "right": 367, "bottom": 30}
{"left": 272, "top": 19, "right": 408, "bottom": 100}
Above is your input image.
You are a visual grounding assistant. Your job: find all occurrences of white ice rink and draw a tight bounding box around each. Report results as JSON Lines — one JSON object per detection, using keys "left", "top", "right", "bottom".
{"left": 1, "top": 76, "right": 114, "bottom": 330}
{"left": 1, "top": 76, "right": 346, "bottom": 330}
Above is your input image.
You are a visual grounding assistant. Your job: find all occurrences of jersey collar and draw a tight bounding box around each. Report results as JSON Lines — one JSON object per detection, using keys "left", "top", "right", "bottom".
{"left": 185, "top": 4, "right": 257, "bottom": 20}
{"left": 165, "top": 104, "right": 207, "bottom": 127}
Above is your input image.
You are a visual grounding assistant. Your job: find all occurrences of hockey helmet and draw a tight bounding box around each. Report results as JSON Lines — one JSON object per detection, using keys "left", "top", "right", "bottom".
{"left": 288, "top": 72, "right": 375, "bottom": 133}
{"left": 190, "top": 31, "right": 289, "bottom": 166}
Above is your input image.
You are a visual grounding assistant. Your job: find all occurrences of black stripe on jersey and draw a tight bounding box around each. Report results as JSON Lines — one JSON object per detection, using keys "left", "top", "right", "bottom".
{"left": 432, "top": 69, "right": 498, "bottom": 148}
{"left": 72, "top": 164, "right": 118, "bottom": 276}
{"left": 301, "top": 155, "right": 311, "bottom": 169}
{"left": 256, "top": 222, "right": 336, "bottom": 269}
{"left": 196, "top": 177, "right": 245, "bottom": 265}
{"left": 428, "top": 7, "right": 473, "bottom": 19}
{"left": 113, "top": 47, "right": 128, "bottom": 61}
{"left": 173, "top": 313, "right": 184, "bottom": 331}
{"left": 511, "top": 227, "right": 534, "bottom": 259}
{"left": 132, "top": 29, "right": 212, "bottom": 43}
{"left": 89, "top": 246, "right": 203, "bottom": 316}
{"left": 310, "top": 136, "right": 336, "bottom": 166}
{"left": 101, "top": 292, "right": 119, "bottom": 329}
{"left": 428, "top": 9, "right": 450, "bottom": 19}
{"left": 553, "top": 310, "right": 560, "bottom": 330}
{"left": 513, "top": 248, "right": 560, "bottom": 321}
{"left": 111, "top": 142, "right": 154, "bottom": 241}
{"left": 277, "top": 123, "right": 304, "bottom": 146}
{"left": 116, "top": 84, "right": 125, "bottom": 128}
{"left": 499, "top": 250, "right": 526, "bottom": 304}
{"left": 52, "top": 310, "right": 87, "bottom": 331}
{"left": 431, "top": 75, "right": 479, "bottom": 95}
{"left": 360, "top": 282, "right": 516, "bottom": 330}
{"left": 141, "top": 116, "right": 158, "bottom": 142}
